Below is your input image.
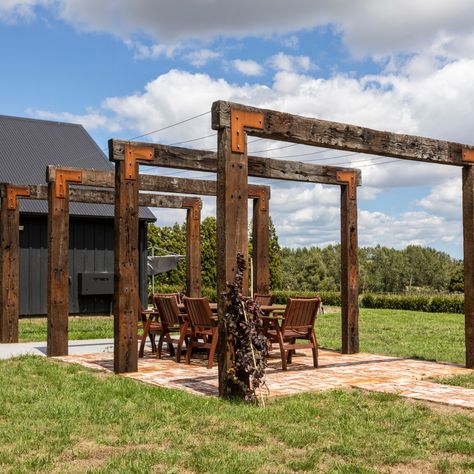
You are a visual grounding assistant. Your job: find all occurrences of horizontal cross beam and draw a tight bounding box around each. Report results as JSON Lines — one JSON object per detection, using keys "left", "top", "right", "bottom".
{"left": 47, "top": 166, "right": 271, "bottom": 198}
{"left": 108, "top": 140, "right": 362, "bottom": 186}
{"left": 211, "top": 100, "right": 474, "bottom": 167}
{"left": 0, "top": 183, "right": 201, "bottom": 209}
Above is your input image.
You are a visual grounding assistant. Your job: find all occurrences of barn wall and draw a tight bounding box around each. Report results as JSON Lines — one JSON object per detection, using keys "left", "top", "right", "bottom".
{"left": 18, "top": 215, "right": 149, "bottom": 316}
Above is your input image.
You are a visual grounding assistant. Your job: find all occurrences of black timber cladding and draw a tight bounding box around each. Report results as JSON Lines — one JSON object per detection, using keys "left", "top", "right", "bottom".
{"left": 0, "top": 114, "right": 154, "bottom": 314}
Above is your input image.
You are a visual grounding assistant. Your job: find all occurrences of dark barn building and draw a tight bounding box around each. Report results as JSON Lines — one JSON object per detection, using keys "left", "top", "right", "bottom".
{"left": 0, "top": 115, "right": 154, "bottom": 315}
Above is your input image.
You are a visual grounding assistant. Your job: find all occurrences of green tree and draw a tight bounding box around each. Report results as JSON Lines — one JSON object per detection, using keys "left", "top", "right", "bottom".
{"left": 268, "top": 218, "right": 283, "bottom": 289}
{"left": 448, "top": 266, "right": 464, "bottom": 292}
{"left": 200, "top": 217, "right": 217, "bottom": 289}
{"left": 147, "top": 222, "right": 187, "bottom": 288}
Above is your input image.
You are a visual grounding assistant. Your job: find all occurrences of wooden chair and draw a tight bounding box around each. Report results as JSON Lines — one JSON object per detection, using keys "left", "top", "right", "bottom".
{"left": 254, "top": 293, "right": 273, "bottom": 306}
{"left": 154, "top": 295, "right": 190, "bottom": 362}
{"left": 266, "top": 297, "right": 321, "bottom": 370}
{"left": 138, "top": 293, "right": 182, "bottom": 358}
{"left": 182, "top": 296, "right": 218, "bottom": 369}
{"left": 153, "top": 292, "right": 182, "bottom": 305}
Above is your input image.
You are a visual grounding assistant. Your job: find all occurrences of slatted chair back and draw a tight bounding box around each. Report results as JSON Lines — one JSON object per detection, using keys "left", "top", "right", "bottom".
{"left": 153, "top": 292, "right": 182, "bottom": 308}
{"left": 254, "top": 293, "right": 273, "bottom": 306}
{"left": 183, "top": 297, "right": 214, "bottom": 327}
{"left": 283, "top": 297, "right": 321, "bottom": 334}
{"left": 155, "top": 296, "right": 181, "bottom": 325}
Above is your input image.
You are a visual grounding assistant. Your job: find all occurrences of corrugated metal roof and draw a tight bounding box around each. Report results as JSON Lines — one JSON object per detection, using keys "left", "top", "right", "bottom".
{"left": 0, "top": 114, "right": 155, "bottom": 221}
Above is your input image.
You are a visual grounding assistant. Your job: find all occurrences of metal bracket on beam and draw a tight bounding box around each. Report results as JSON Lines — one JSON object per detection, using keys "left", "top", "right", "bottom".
{"left": 231, "top": 109, "right": 264, "bottom": 154}
{"left": 55, "top": 170, "right": 83, "bottom": 198}
{"left": 6, "top": 185, "right": 30, "bottom": 210}
{"left": 462, "top": 147, "right": 474, "bottom": 163}
{"left": 124, "top": 144, "right": 153, "bottom": 180}
{"left": 183, "top": 198, "right": 202, "bottom": 219}
{"left": 249, "top": 188, "right": 268, "bottom": 210}
{"left": 336, "top": 171, "right": 357, "bottom": 200}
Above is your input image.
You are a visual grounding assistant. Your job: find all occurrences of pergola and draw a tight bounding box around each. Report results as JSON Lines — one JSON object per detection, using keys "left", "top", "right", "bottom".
{"left": 47, "top": 166, "right": 273, "bottom": 358}
{"left": 0, "top": 167, "right": 272, "bottom": 360}
{"left": 0, "top": 178, "right": 201, "bottom": 352}
{"left": 108, "top": 139, "right": 361, "bottom": 375}
{"left": 210, "top": 100, "right": 474, "bottom": 385}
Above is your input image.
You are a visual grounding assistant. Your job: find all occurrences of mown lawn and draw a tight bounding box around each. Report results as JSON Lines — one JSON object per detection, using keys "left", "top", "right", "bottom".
{"left": 19, "top": 308, "right": 465, "bottom": 364}
{"left": 19, "top": 316, "right": 114, "bottom": 342}
{"left": 318, "top": 308, "right": 465, "bottom": 365}
{"left": 0, "top": 356, "right": 473, "bottom": 473}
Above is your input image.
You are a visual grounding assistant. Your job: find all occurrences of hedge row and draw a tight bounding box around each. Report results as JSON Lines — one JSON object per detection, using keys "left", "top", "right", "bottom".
{"left": 271, "top": 290, "right": 341, "bottom": 307}
{"left": 359, "top": 293, "right": 464, "bottom": 314}
{"left": 151, "top": 285, "right": 464, "bottom": 314}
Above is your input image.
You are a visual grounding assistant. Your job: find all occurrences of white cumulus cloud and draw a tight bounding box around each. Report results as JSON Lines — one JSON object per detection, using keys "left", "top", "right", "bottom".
{"left": 232, "top": 59, "right": 263, "bottom": 76}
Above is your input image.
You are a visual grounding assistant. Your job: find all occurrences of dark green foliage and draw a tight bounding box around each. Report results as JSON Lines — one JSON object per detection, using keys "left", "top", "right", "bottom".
{"left": 448, "top": 266, "right": 464, "bottom": 292}
{"left": 281, "top": 243, "right": 460, "bottom": 294}
{"left": 149, "top": 216, "right": 283, "bottom": 293}
{"left": 280, "top": 245, "right": 340, "bottom": 291}
{"left": 360, "top": 293, "right": 464, "bottom": 313}
{"left": 154, "top": 284, "right": 217, "bottom": 302}
{"left": 268, "top": 218, "right": 283, "bottom": 289}
{"left": 199, "top": 217, "right": 218, "bottom": 288}
{"left": 272, "top": 290, "right": 341, "bottom": 307}
{"left": 147, "top": 222, "right": 187, "bottom": 287}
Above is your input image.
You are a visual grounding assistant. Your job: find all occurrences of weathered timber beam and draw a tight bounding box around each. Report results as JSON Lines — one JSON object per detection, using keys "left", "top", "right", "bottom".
{"left": 47, "top": 165, "right": 271, "bottom": 196}
{"left": 5, "top": 183, "right": 200, "bottom": 209}
{"left": 211, "top": 100, "right": 474, "bottom": 167}
{"left": 48, "top": 166, "right": 114, "bottom": 187}
{"left": 109, "top": 139, "right": 362, "bottom": 185}
{"left": 0, "top": 184, "right": 48, "bottom": 201}
{"left": 70, "top": 188, "right": 200, "bottom": 209}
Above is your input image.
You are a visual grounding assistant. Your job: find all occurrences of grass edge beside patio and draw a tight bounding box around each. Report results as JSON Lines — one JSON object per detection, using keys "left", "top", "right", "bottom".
{"left": 0, "top": 355, "right": 473, "bottom": 473}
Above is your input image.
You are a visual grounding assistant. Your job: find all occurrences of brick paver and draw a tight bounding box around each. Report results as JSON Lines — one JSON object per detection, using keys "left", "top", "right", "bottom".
{"left": 55, "top": 349, "right": 474, "bottom": 409}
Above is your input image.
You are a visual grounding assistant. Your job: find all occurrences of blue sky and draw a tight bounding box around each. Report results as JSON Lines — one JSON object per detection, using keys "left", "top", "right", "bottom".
{"left": 1, "top": 1, "right": 474, "bottom": 258}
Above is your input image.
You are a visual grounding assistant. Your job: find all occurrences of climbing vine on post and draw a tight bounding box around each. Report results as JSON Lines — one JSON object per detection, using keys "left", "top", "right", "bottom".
{"left": 225, "top": 252, "right": 269, "bottom": 404}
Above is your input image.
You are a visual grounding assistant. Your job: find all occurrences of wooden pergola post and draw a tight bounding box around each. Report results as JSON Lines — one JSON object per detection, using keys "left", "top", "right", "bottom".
{"left": 185, "top": 199, "right": 202, "bottom": 297}
{"left": 338, "top": 171, "right": 359, "bottom": 354}
{"left": 0, "top": 185, "right": 29, "bottom": 343}
{"left": 214, "top": 106, "right": 264, "bottom": 397}
{"left": 47, "top": 170, "right": 82, "bottom": 356}
{"left": 463, "top": 165, "right": 474, "bottom": 368}
{"left": 252, "top": 188, "right": 270, "bottom": 295}
{"left": 113, "top": 146, "right": 152, "bottom": 373}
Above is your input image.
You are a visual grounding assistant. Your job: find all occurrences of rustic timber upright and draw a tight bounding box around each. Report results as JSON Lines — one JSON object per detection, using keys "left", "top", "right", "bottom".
{"left": 0, "top": 184, "right": 30, "bottom": 342}
{"left": 211, "top": 101, "right": 361, "bottom": 396}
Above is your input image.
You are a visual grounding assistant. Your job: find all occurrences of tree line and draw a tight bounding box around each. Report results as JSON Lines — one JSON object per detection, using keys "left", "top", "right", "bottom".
{"left": 148, "top": 218, "right": 462, "bottom": 294}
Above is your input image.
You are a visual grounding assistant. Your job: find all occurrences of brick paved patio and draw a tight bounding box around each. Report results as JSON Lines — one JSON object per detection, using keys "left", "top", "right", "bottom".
{"left": 55, "top": 348, "right": 474, "bottom": 409}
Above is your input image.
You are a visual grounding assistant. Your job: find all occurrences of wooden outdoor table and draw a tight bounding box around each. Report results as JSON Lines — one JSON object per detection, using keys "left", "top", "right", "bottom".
{"left": 178, "top": 302, "right": 218, "bottom": 312}
{"left": 139, "top": 309, "right": 160, "bottom": 357}
{"left": 259, "top": 304, "right": 286, "bottom": 313}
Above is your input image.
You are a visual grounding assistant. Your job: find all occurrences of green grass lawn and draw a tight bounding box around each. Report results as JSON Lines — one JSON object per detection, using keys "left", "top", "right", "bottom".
{"left": 19, "top": 316, "right": 114, "bottom": 342}
{"left": 0, "top": 356, "right": 473, "bottom": 473}
{"left": 317, "top": 308, "right": 466, "bottom": 365}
